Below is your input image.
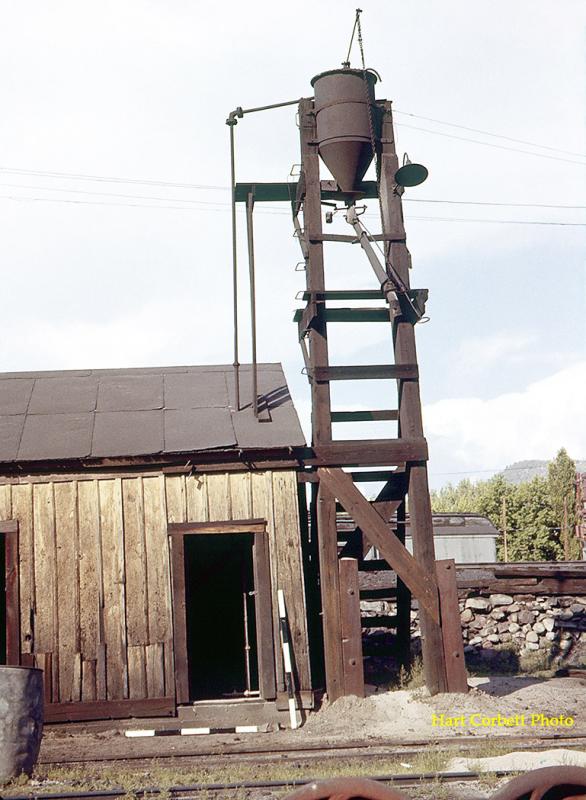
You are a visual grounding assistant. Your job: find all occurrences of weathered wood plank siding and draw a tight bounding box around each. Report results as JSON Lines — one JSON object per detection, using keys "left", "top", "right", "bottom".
{"left": 54, "top": 481, "right": 80, "bottom": 701}
{"left": 0, "top": 470, "right": 310, "bottom": 703}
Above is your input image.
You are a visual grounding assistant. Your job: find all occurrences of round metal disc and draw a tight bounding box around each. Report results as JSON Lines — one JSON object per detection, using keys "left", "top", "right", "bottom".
{"left": 394, "top": 163, "right": 429, "bottom": 187}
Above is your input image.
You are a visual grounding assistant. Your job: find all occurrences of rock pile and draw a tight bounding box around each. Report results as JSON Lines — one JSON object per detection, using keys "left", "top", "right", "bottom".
{"left": 458, "top": 593, "right": 583, "bottom": 656}
{"left": 361, "top": 593, "right": 586, "bottom": 670}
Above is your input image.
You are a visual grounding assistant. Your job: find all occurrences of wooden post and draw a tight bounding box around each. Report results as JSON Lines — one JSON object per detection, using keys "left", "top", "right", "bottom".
{"left": 339, "top": 558, "right": 364, "bottom": 698}
{"left": 316, "top": 480, "right": 344, "bottom": 701}
{"left": 299, "top": 100, "right": 332, "bottom": 446}
{"left": 435, "top": 559, "right": 468, "bottom": 693}
{"left": 395, "top": 500, "right": 411, "bottom": 670}
{"left": 299, "top": 98, "right": 344, "bottom": 701}
{"left": 169, "top": 535, "right": 189, "bottom": 704}
{"left": 379, "top": 100, "right": 448, "bottom": 694}
{"left": 252, "top": 531, "right": 277, "bottom": 700}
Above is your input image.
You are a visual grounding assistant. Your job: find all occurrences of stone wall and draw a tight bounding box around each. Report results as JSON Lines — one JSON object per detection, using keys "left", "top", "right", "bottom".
{"left": 361, "top": 592, "right": 586, "bottom": 676}
{"left": 459, "top": 593, "right": 585, "bottom": 661}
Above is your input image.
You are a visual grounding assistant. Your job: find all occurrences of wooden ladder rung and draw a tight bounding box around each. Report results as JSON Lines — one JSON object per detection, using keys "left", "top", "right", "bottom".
{"left": 331, "top": 409, "right": 399, "bottom": 422}
{"left": 326, "top": 308, "right": 390, "bottom": 323}
{"left": 349, "top": 469, "right": 404, "bottom": 483}
{"left": 293, "top": 308, "right": 390, "bottom": 324}
{"left": 301, "top": 289, "right": 385, "bottom": 301}
{"left": 313, "top": 364, "right": 418, "bottom": 381}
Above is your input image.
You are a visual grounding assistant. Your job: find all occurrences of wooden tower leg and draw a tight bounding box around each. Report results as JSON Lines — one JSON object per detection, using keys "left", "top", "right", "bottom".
{"left": 299, "top": 99, "right": 345, "bottom": 701}
{"left": 408, "top": 466, "right": 447, "bottom": 692}
{"left": 379, "top": 101, "right": 448, "bottom": 693}
{"left": 339, "top": 558, "right": 364, "bottom": 697}
{"left": 395, "top": 499, "right": 411, "bottom": 671}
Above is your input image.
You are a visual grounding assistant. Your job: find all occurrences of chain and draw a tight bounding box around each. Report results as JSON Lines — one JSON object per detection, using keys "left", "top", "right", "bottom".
{"left": 356, "top": 13, "right": 421, "bottom": 320}
{"left": 356, "top": 13, "right": 383, "bottom": 226}
{"left": 343, "top": 7, "right": 362, "bottom": 67}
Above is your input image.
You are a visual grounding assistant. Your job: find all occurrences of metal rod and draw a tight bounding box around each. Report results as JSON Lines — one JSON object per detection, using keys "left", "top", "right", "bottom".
{"left": 228, "top": 98, "right": 304, "bottom": 121}
{"left": 228, "top": 121, "right": 240, "bottom": 411}
{"left": 225, "top": 96, "right": 306, "bottom": 414}
{"left": 345, "top": 207, "right": 389, "bottom": 285}
{"left": 345, "top": 206, "right": 421, "bottom": 320}
{"left": 246, "top": 192, "right": 258, "bottom": 417}
{"left": 242, "top": 564, "right": 252, "bottom": 694}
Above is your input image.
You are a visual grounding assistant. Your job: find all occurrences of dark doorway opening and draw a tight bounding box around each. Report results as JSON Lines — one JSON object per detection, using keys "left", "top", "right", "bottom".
{"left": 184, "top": 533, "right": 259, "bottom": 701}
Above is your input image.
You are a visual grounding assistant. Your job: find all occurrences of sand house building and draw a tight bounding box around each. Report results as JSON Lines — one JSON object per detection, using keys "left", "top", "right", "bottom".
{"left": 0, "top": 363, "right": 315, "bottom": 723}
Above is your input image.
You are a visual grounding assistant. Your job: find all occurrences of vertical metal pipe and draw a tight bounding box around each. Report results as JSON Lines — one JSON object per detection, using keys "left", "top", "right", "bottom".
{"left": 229, "top": 122, "right": 240, "bottom": 411}
{"left": 246, "top": 192, "right": 258, "bottom": 417}
{"left": 242, "top": 563, "right": 252, "bottom": 694}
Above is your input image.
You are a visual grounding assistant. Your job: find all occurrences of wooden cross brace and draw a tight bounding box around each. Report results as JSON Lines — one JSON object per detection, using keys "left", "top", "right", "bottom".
{"left": 318, "top": 466, "right": 440, "bottom": 624}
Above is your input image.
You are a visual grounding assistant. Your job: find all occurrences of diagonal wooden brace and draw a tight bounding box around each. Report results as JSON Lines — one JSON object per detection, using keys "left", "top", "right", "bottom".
{"left": 318, "top": 467, "right": 440, "bottom": 624}
{"left": 339, "top": 471, "right": 407, "bottom": 559}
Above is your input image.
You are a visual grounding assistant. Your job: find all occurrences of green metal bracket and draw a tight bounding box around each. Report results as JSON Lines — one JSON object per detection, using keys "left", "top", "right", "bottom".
{"left": 234, "top": 180, "right": 378, "bottom": 203}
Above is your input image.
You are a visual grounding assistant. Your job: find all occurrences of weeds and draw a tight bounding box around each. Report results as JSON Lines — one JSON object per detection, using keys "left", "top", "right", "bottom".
{"left": 406, "top": 749, "right": 450, "bottom": 775}
{"left": 0, "top": 752, "right": 458, "bottom": 797}
{"left": 476, "top": 770, "right": 517, "bottom": 791}
{"left": 395, "top": 657, "right": 426, "bottom": 690}
{"left": 519, "top": 647, "right": 554, "bottom": 674}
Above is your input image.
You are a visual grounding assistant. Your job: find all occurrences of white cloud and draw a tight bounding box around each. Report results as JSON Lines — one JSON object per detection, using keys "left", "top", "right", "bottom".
{"left": 0, "top": 298, "right": 232, "bottom": 372}
{"left": 457, "top": 332, "right": 537, "bottom": 370}
{"left": 454, "top": 333, "right": 584, "bottom": 377}
{"left": 424, "top": 361, "right": 586, "bottom": 482}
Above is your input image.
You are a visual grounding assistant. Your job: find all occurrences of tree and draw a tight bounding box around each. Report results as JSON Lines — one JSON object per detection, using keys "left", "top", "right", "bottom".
{"left": 430, "top": 479, "right": 480, "bottom": 513}
{"left": 547, "top": 448, "right": 580, "bottom": 559}
{"left": 430, "top": 455, "right": 580, "bottom": 562}
{"left": 505, "top": 477, "right": 559, "bottom": 561}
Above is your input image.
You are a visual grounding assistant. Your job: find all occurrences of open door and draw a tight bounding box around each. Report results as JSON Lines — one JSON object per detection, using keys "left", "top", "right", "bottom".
{"left": 0, "top": 520, "right": 20, "bottom": 665}
{"left": 169, "top": 519, "right": 276, "bottom": 704}
{"left": 184, "top": 532, "right": 257, "bottom": 699}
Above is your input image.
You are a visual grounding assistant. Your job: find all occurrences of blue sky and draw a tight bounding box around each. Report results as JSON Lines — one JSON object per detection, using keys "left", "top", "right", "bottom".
{"left": 0, "top": 0, "right": 584, "bottom": 487}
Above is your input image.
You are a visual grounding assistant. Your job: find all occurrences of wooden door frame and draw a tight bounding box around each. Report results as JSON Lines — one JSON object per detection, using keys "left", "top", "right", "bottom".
{"left": 0, "top": 520, "right": 20, "bottom": 665}
{"left": 168, "top": 519, "right": 276, "bottom": 703}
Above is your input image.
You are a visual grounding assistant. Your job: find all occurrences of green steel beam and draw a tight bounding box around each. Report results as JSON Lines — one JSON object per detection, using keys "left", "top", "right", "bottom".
{"left": 301, "top": 290, "right": 385, "bottom": 301}
{"left": 234, "top": 181, "right": 378, "bottom": 203}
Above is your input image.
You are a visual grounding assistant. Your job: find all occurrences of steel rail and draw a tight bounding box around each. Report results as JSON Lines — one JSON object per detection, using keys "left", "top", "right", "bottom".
{"left": 5, "top": 769, "right": 523, "bottom": 800}
{"left": 39, "top": 730, "right": 586, "bottom": 766}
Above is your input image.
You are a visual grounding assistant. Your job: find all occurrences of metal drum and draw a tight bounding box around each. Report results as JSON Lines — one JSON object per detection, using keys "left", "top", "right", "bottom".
{"left": 311, "top": 68, "right": 379, "bottom": 193}
{"left": 0, "top": 666, "right": 44, "bottom": 781}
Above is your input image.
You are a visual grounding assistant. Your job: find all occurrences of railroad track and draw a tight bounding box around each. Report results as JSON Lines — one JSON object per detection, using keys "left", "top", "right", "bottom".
{"left": 2, "top": 769, "right": 522, "bottom": 800}
{"left": 39, "top": 731, "right": 586, "bottom": 768}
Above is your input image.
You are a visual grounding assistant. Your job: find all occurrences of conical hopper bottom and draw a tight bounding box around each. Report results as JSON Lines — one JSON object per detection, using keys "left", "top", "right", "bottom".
{"left": 319, "top": 140, "right": 374, "bottom": 194}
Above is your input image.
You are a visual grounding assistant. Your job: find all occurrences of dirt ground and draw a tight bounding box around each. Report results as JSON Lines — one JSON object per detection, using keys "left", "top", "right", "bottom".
{"left": 39, "top": 675, "right": 586, "bottom": 764}
{"left": 299, "top": 675, "right": 586, "bottom": 742}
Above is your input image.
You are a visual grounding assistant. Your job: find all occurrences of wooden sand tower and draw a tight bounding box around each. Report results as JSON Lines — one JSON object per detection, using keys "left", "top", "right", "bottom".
{"left": 229, "top": 59, "right": 468, "bottom": 699}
